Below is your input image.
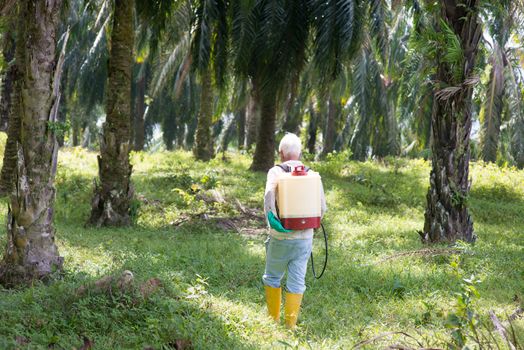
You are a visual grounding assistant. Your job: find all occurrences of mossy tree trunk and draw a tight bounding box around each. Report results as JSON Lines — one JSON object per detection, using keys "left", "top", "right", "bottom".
{"left": 250, "top": 86, "right": 277, "bottom": 172}
{"left": 88, "top": 0, "right": 134, "bottom": 227}
{"left": 0, "top": 28, "right": 15, "bottom": 132}
{"left": 0, "top": 26, "right": 18, "bottom": 195}
{"left": 0, "top": 0, "right": 65, "bottom": 287}
{"left": 422, "top": 0, "right": 481, "bottom": 244}
{"left": 193, "top": 70, "right": 214, "bottom": 161}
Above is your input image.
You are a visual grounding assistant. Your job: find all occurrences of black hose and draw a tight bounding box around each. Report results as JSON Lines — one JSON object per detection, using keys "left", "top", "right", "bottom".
{"left": 311, "top": 223, "right": 328, "bottom": 279}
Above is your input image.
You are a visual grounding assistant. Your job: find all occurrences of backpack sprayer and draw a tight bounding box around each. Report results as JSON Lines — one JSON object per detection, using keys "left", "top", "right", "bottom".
{"left": 276, "top": 164, "right": 328, "bottom": 279}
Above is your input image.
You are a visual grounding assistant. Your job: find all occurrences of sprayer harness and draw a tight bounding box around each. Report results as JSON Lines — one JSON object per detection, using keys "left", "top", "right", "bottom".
{"left": 276, "top": 164, "right": 328, "bottom": 279}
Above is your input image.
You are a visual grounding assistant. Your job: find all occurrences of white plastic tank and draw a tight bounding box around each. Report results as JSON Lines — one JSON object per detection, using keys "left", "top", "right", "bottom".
{"left": 277, "top": 165, "right": 322, "bottom": 230}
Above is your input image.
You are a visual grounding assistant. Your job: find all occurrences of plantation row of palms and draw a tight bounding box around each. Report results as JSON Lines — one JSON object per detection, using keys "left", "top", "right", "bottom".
{"left": 0, "top": 0, "right": 522, "bottom": 287}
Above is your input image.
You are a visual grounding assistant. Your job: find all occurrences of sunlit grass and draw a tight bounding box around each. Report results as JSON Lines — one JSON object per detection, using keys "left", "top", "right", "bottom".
{"left": 0, "top": 147, "right": 523, "bottom": 349}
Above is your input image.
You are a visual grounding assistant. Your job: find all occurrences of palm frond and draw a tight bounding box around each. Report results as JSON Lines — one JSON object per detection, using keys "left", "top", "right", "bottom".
{"left": 151, "top": 35, "right": 189, "bottom": 96}
{"left": 480, "top": 43, "right": 505, "bottom": 162}
{"left": 369, "top": 0, "right": 389, "bottom": 59}
{"left": 311, "top": 0, "right": 365, "bottom": 84}
{"left": 440, "top": 18, "right": 464, "bottom": 83}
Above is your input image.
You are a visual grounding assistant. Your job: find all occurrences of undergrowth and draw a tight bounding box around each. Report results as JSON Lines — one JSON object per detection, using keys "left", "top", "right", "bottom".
{"left": 0, "top": 147, "right": 522, "bottom": 349}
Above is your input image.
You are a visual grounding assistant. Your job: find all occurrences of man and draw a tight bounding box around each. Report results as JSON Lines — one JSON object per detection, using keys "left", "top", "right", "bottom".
{"left": 263, "top": 133, "right": 327, "bottom": 329}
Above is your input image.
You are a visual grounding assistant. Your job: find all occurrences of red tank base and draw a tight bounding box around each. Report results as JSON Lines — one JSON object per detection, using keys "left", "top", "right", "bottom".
{"left": 282, "top": 217, "right": 321, "bottom": 230}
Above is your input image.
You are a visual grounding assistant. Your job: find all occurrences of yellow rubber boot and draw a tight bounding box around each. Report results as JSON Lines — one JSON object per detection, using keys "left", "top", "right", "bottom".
{"left": 264, "top": 286, "right": 282, "bottom": 322}
{"left": 284, "top": 292, "right": 303, "bottom": 329}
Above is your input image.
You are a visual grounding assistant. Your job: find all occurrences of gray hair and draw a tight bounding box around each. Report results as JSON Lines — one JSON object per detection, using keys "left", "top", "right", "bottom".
{"left": 279, "top": 133, "right": 302, "bottom": 158}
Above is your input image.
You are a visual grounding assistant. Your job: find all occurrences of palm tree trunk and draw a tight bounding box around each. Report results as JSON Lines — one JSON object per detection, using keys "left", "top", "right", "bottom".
{"left": 0, "top": 0, "right": 64, "bottom": 287}
{"left": 57, "top": 68, "right": 69, "bottom": 148}
{"left": 88, "top": 0, "right": 134, "bottom": 227}
{"left": 374, "top": 97, "right": 400, "bottom": 158}
{"left": 237, "top": 106, "right": 246, "bottom": 150}
{"left": 282, "top": 91, "right": 301, "bottom": 134}
{"left": 133, "top": 63, "right": 147, "bottom": 151}
{"left": 72, "top": 116, "right": 80, "bottom": 147}
{"left": 0, "top": 27, "right": 17, "bottom": 196}
{"left": 321, "top": 96, "right": 338, "bottom": 158}
{"left": 307, "top": 103, "right": 318, "bottom": 155}
{"left": 350, "top": 114, "right": 370, "bottom": 161}
{"left": 193, "top": 70, "right": 214, "bottom": 161}
{"left": 511, "top": 115, "right": 524, "bottom": 169}
{"left": 0, "top": 87, "right": 19, "bottom": 196}
{"left": 282, "top": 107, "right": 304, "bottom": 135}
{"left": 422, "top": 1, "right": 481, "bottom": 244}
{"left": 386, "top": 97, "right": 400, "bottom": 156}
{"left": 250, "top": 87, "right": 277, "bottom": 172}
{"left": 481, "top": 43, "right": 505, "bottom": 163}
{"left": 185, "top": 117, "right": 197, "bottom": 149}
{"left": 0, "top": 29, "right": 15, "bottom": 132}
{"left": 163, "top": 114, "right": 177, "bottom": 151}
{"left": 221, "top": 115, "right": 236, "bottom": 156}
{"left": 245, "top": 90, "right": 260, "bottom": 150}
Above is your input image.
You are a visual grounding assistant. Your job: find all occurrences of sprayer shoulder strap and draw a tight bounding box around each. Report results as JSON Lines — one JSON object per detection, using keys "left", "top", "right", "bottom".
{"left": 277, "top": 164, "right": 311, "bottom": 173}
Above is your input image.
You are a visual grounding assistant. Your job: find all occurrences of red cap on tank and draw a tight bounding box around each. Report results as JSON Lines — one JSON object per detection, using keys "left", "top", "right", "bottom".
{"left": 292, "top": 165, "right": 307, "bottom": 176}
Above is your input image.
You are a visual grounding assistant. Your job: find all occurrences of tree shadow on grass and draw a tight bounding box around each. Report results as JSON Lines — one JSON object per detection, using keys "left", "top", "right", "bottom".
{"left": 297, "top": 218, "right": 524, "bottom": 342}
{"left": 24, "top": 156, "right": 523, "bottom": 348}
{"left": 320, "top": 162, "right": 429, "bottom": 217}
{"left": 1, "top": 223, "right": 271, "bottom": 349}
{"left": 0, "top": 278, "right": 258, "bottom": 350}
{"left": 42, "top": 216, "right": 524, "bottom": 348}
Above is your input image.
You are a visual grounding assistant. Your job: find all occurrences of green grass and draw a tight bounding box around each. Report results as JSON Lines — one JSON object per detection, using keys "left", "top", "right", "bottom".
{"left": 0, "top": 146, "right": 523, "bottom": 349}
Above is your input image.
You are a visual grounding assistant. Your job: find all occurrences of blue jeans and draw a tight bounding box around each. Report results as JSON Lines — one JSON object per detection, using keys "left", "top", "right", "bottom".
{"left": 263, "top": 236, "right": 313, "bottom": 294}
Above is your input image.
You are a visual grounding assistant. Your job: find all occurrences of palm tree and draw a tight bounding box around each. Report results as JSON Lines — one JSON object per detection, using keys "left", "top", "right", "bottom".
{"left": 0, "top": 21, "right": 14, "bottom": 133}
{"left": 244, "top": 87, "right": 259, "bottom": 150}
{"left": 321, "top": 84, "right": 344, "bottom": 158}
{"left": 88, "top": 0, "right": 135, "bottom": 227}
{"left": 0, "top": 23, "right": 17, "bottom": 196}
{"left": 479, "top": 2, "right": 513, "bottom": 163}
{"left": 231, "top": 1, "right": 310, "bottom": 171}
{"left": 132, "top": 59, "right": 150, "bottom": 151}
{"left": 237, "top": 0, "right": 365, "bottom": 171}
{"left": 190, "top": 0, "right": 229, "bottom": 161}
{"left": 0, "top": 0, "right": 66, "bottom": 286}
{"left": 193, "top": 68, "right": 214, "bottom": 160}
{"left": 479, "top": 1, "right": 524, "bottom": 165}
{"left": 58, "top": 0, "right": 110, "bottom": 148}
{"left": 480, "top": 40, "right": 505, "bottom": 163}
{"left": 349, "top": 43, "right": 376, "bottom": 160}
{"left": 133, "top": 0, "right": 182, "bottom": 151}
{"left": 348, "top": 1, "right": 407, "bottom": 160}
{"left": 306, "top": 101, "right": 319, "bottom": 154}
{"left": 394, "top": 3, "right": 436, "bottom": 157}
{"left": 421, "top": 0, "right": 482, "bottom": 243}
{"left": 511, "top": 108, "right": 524, "bottom": 168}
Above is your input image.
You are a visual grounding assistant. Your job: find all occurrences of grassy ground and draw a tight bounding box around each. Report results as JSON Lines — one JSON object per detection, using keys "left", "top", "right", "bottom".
{"left": 0, "top": 145, "right": 523, "bottom": 349}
